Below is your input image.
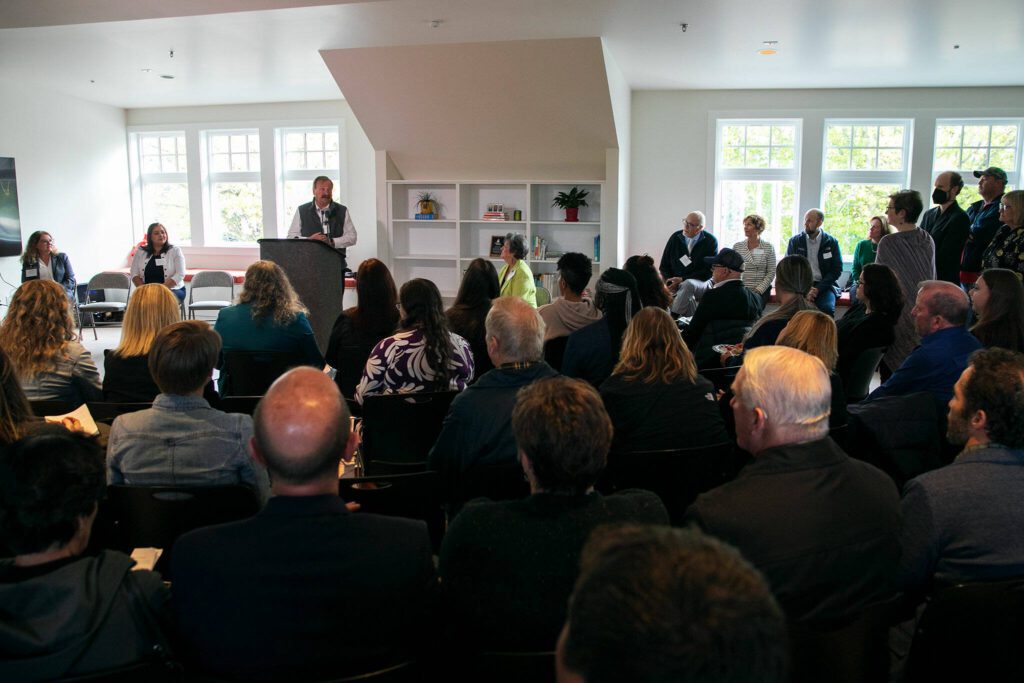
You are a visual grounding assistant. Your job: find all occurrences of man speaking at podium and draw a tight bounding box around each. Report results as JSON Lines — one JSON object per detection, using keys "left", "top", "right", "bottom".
{"left": 287, "top": 175, "right": 357, "bottom": 270}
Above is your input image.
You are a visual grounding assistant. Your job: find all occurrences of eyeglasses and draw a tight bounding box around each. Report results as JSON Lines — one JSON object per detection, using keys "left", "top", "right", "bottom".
{"left": 999, "top": 203, "right": 1009, "bottom": 210}
{"left": 684, "top": 221, "right": 701, "bottom": 229}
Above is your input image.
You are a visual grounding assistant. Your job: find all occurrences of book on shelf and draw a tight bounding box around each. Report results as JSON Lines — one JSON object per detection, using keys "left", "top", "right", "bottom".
{"left": 532, "top": 235, "right": 548, "bottom": 260}
{"left": 482, "top": 211, "right": 507, "bottom": 221}
{"left": 414, "top": 213, "right": 435, "bottom": 220}
{"left": 594, "top": 234, "right": 600, "bottom": 261}
{"left": 535, "top": 272, "right": 559, "bottom": 294}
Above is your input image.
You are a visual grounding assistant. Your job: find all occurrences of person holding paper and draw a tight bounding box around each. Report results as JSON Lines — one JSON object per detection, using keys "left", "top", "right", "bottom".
{"left": 129, "top": 222, "right": 186, "bottom": 302}
{"left": 20, "top": 230, "right": 76, "bottom": 300}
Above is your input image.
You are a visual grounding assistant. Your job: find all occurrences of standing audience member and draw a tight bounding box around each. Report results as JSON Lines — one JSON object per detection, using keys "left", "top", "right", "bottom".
{"left": 865, "top": 281, "right": 981, "bottom": 405}
{"left": 0, "top": 279, "right": 101, "bottom": 404}
{"left": 556, "top": 525, "right": 787, "bottom": 683}
{"left": 562, "top": 268, "right": 641, "bottom": 387}
{"left": 732, "top": 213, "right": 777, "bottom": 308}
{"left": 444, "top": 258, "right": 500, "bottom": 379}
{"left": 439, "top": 377, "right": 668, "bottom": 652}
{"left": 172, "top": 368, "right": 436, "bottom": 682}
{"left": 850, "top": 215, "right": 892, "bottom": 303}
{"left": 325, "top": 258, "right": 399, "bottom": 398}
{"left": 107, "top": 321, "right": 270, "bottom": 502}
{"left": 214, "top": 260, "right": 324, "bottom": 393}
{"left": 981, "top": 189, "right": 1024, "bottom": 280}
{"left": 920, "top": 171, "right": 971, "bottom": 285}
{"left": 0, "top": 427, "right": 171, "bottom": 681}
{"left": 898, "top": 349, "right": 1024, "bottom": 602}
{"left": 960, "top": 167, "right": 1007, "bottom": 289}
{"left": 600, "top": 307, "right": 728, "bottom": 453}
{"left": 539, "top": 252, "right": 601, "bottom": 341}
{"left": 498, "top": 232, "right": 537, "bottom": 307}
{"left": 102, "top": 283, "right": 181, "bottom": 402}
{"left": 776, "top": 310, "right": 847, "bottom": 427}
{"left": 0, "top": 348, "right": 35, "bottom": 445}
{"left": 129, "top": 222, "right": 186, "bottom": 302}
{"left": 876, "top": 189, "right": 937, "bottom": 373}
{"left": 660, "top": 210, "right": 718, "bottom": 310}
{"left": 355, "top": 278, "right": 474, "bottom": 403}
{"left": 429, "top": 297, "right": 557, "bottom": 504}
{"left": 623, "top": 254, "right": 672, "bottom": 310}
{"left": 785, "top": 209, "right": 843, "bottom": 317}
{"left": 969, "top": 268, "right": 1024, "bottom": 352}
{"left": 20, "top": 230, "right": 76, "bottom": 300}
{"left": 836, "top": 263, "right": 904, "bottom": 390}
{"left": 685, "top": 346, "right": 901, "bottom": 623}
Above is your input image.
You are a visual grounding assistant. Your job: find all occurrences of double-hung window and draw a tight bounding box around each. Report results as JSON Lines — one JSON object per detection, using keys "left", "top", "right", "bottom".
{"left": 205, "top": 130, "right": 263, "bottom": 244}
{"left": 278, "top": 127, "right": 342, "bottom": 228}
{"left": 133, "top": 132, "right": 191, "bottom": 243}
{"left": 933, "top": 119, "right": 1021, "bottom": 205}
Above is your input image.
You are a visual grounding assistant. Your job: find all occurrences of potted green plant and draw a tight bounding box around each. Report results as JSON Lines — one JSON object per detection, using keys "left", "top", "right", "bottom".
{"left": 417, "top": 191, "right": 439, "bottom": 218}
{"left": 552, "top": 187, "right": 589, "bottom": 222}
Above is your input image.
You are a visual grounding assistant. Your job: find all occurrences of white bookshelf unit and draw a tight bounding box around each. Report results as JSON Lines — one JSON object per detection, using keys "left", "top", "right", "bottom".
{"left": 387, "top": 180, "right": 607, "bottom": 297}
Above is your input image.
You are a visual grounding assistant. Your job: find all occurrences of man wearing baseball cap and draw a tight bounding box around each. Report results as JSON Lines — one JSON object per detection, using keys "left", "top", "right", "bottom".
{"left": 961, "top": 166, "right": 1007, "bottom": 288}
{"left": 681, "top": 247, "right": 762, "bottom": 367}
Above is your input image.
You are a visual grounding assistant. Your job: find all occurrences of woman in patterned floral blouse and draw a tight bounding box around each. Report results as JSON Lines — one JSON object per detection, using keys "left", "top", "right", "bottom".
{"left": 982, "top": 190, "right": 1024, "bottom": 280}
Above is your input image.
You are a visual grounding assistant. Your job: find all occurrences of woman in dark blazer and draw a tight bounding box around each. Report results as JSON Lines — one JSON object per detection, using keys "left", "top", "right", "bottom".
{"left": 835, "top": 263, "right": 904, "bottom": 392}
{"left": 20, "top": 230, "right": 76, "bottom": 300}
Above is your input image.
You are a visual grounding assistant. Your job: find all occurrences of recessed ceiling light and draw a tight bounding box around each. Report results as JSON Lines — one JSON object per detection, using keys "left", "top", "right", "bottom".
{"left": 429, "top": 19, "right": 443, "bottom": 29}
{"left": 160, "top": 74, "right": 175, "bottom": 79}
{"left": 141, "top": 68, "right": 152, "bottom": 73}
{"left": 758, "top": 40, "right": 779, "bottom": 56}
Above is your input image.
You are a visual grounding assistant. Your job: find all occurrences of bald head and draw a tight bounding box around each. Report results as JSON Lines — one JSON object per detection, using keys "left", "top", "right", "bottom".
{"left": 252, "top": 367, "right": 351, "bottom": 485}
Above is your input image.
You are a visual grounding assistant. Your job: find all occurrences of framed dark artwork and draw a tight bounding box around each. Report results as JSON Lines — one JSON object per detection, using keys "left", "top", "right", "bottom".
{"left": 0, "top": 157, "right": 22, "bottom": 257}
{"left": 490, "top": 235, "right": 505, "bottom": 257}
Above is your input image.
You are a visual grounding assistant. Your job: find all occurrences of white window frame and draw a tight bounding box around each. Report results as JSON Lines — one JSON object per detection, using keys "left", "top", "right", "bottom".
{"left": 713, "top": 118, "right": 803, "bottom": 248}
{"left": 127, "top": 130, "right": 190, "bottom": 242}
{"left": 931, "top": 117, "right": 1022, "bottom": 189}
{"left": 821, "top": 118, "right": 913, "bottom": 188}
{"left": 276, "top": 125, "right": 343, "bottom": 230}
{"left": 202, "top": 128, "right": 263, "bottom": 245}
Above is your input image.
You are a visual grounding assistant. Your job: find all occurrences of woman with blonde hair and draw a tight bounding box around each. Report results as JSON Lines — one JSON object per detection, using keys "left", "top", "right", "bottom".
{"left": 776, "top": 310, "right": 847, "bottom": 426}
{"left": 102, "top": 283, "right": 181, "bottom": 402}
{"left": 214, "top": 260, "right": 324, "bottom": 391}
{"left": 0, "top": 279, "right": 102, "bottom": 403}
{"left": 599, "top": 307, "right": 728, "bottom": 452}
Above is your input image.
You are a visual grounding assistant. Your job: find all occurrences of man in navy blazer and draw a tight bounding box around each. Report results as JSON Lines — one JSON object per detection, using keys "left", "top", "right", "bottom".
{"left": 659, "top": 211, "right": 719, "bottom": 285}
{"left": 171, "top": 367, "right": 436, "bottom": 682}
{"left": 786, "top": 209, "right": 843, "bottom": 316}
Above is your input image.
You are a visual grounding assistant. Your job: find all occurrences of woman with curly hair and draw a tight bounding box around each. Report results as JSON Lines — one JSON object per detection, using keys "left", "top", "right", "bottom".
{"left": 0, "top": 348, "right": 35, "bottom": 445}
{"left": 624, "top": 254, "right": 672, "bottom": 310}
{"left": 325, "top": 258, "right": 401, "bottom": 398}
{"left": 599, "top": 307, "right": 728, "bottom": 452}
{"left": 102, "top": 284, "right": 182, "bottom": 402}
{"left": 214, "top": 260, "right": 324, "bottom": 391}
{"left": 0, "top": 279, "right": 101, "bottom": 404}
{"left": 970, "top": 268, "right": 1024, "bottom": 352}
{"left": 355, "top": 278, "right": 474, "bottom": 404}
{"left": 446, "top": 258, "right": 501, "bottom": 379}
{"left": 732, "top": 213, "right": 777, "bottom": 308}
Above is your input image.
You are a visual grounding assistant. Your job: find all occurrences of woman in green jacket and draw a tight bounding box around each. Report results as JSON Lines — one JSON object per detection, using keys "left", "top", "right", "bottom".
{"left": 850, "top": 215, "right": 892, "bottom": 303}
{"left": 498, "top": 232, "right": 537, "bottom": 307}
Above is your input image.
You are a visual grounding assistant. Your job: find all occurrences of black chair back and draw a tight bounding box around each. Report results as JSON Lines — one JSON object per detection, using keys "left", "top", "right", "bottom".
{"left": 446, "top": 460, "right": 530, "bottom": 519}
{"left": 87, "top": 401, "right": 152, "bottom": 424}
{"left": 843, "top": 346, "right": 886, "bottom": 403}
{"left": 699, "top": 365, "right": 741, "bottom": 393}
{"left": 905, "top": 578, "right": 1024, "bottom": 682}
{"left": 105, "top": 484, "right": 260, "bottom": 577}
{"left": 221, "top": 350, "right": 309, "bottom": 397}
{"left": 599, "top": 441, "right": 742, "bottom": 525}
{"left": 30, "top": 399, "right": 79, "bottom": 417}
{"left": 339, "top": 472, "right": 445, "bottom": 551}
{"left": 543, "top": 336, "right": 569, "bottom": 371}
{"left": 218, "top": 395, "right": 262, "bottom": 415}
{"left": 787, "top": 596, "right": 897, "bottom": 683}
{"left": 360, "top": 391, "right": 457, "bottom": 475}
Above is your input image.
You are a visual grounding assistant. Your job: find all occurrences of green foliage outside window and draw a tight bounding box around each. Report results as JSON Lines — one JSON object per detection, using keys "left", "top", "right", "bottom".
{"left": 822, "top": 183, "right": 899, "bottom": 259}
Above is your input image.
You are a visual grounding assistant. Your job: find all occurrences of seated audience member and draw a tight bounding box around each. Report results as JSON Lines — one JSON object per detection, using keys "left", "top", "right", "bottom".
{"left": 733, "top": 213, "right": 777, "bottom": 308}
{"left": 214, "top": 260, "right": 324, "bottom": 392}
{"left": 865, "top": 280, "right": 981, "bottom": 405}
{"left": 539, "top": 251, "right": 601, "bottom": 341}
{"left": 776, "top": 310, "right": 847, "bottom": 428}
{"left": 172, "top": 368, "right": 436, "bottom": 682}
{"left": 102, "top": 283, "right": 180, "bottom": 402}
{"left": 498, "top": 232, "right": 537, "bottom": 307}
{"left": 600, "top": 307, "right": 728, "bottom": 453}
{"left": 0, "top": 279, "right": 102, "bottom": 404}
{"left": 969, "top": 268, "right": 1024, "bottom": 352}
{"left": 0, "top": 348, "right": 35, "bottom": 445}
{"left": 556, "top": 525, "right": 787, "bottom": 683}
{"left": 445, "top": 257, "right": 500, "bottom": 379}
{"left": 429, "top": 297, "right": 557, "bottom": 503}
{"left": 898, "top": 349, "right": 1024, "bottom": 602}
{"left": 623, "top": 254, "right": 672, "bottom": 310}
{"left": 0, "top": 426, "right": 171, "bottom": 681}
{"left": 681, "top": 248, "right": 762, "bottom": 368}
{"left": 685, "top": 346, "right": 900, "bottom": 623}
{"left": 325, "top": 258, "right": 400, "bottom": 398}
{"left": 107, "top": 321, "right": 270, "bottom": 502}
{"left": 835, "top": 263, "right": 903, "bottom": 391}
{"left": 355, "top": 278, "right": 474, "bottom": 403}
{"left": 562, "top": 268, "right": 641, "bottom": 387}
{"left": 439, "top": 376, "right": 668, "bottom": 651}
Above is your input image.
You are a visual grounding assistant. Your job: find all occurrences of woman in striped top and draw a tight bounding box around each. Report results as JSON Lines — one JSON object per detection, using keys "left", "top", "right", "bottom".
{"left": 732, "top": 214, "right": 777, "bottom": 310}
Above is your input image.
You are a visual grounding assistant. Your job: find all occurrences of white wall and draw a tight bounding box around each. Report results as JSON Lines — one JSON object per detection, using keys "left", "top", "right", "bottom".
{"left": 126, "top": 99, "right": 376, "bottom": 271}
{"left": 629, "top": 86, "right": 1024, "bottom": 261}
{"left": 0, "top": 78, "right": 131, "bottom": 308}
{"left": 603, "top": 41, "right": 631, "bottom": 267}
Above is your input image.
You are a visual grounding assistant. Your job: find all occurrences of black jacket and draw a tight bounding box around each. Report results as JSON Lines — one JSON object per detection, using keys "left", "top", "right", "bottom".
{"left": 659, "top": 229, "right": 718, "bottom": 281}
{"left": 683, "top": 279, "right": 761, "bottom": 366}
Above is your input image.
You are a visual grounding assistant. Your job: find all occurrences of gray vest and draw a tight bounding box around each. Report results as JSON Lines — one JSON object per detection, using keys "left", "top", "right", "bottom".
{"left": 298, "top": 201, "right": 348, "bottom": 240}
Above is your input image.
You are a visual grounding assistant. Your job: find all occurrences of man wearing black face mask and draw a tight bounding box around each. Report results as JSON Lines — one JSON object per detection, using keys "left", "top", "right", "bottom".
{"left": 920, "top": 171, "right": 971, "bottom": 285}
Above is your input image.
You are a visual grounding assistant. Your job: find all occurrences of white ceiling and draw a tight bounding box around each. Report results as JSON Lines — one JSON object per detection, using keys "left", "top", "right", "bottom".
{"left": 0, "top": 0, "right": 1022, "bottom": 109}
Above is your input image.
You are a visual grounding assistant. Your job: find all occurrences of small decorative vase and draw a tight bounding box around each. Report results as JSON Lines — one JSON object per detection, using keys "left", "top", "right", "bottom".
{"left": 565, "top": 207, "right": 579, "bottom": 222}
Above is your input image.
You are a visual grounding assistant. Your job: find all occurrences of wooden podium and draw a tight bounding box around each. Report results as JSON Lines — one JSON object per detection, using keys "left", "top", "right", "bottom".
{"left": 258, "top": 238, "right": 345, "bottom": 354}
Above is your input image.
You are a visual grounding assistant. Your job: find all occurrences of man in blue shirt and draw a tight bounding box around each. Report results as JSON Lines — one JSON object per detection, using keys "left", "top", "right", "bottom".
{"left": 786, "top": 209, "right": 843, "bottom": 317}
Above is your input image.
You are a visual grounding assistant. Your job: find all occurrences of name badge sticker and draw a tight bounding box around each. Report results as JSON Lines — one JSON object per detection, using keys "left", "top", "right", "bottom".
{"left": 823, "top": 251, "right": 833, "bottom": 259}
{"left": 154, "top": 258, "right": 165, "bottom": 266}
{"left": 752, "top": 248, "right": 765, "bottom": 256}
{"left": 680, "top": 255, "right": 692, "bottom": 267}
{"left": 25, "top": 268, "right": 38, "bottom": 277}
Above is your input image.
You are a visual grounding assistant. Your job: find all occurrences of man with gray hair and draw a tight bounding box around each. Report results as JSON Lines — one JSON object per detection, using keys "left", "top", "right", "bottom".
{"left": 865, "top": 280, "right": 981, "bottom": 404}
{"left": 685, "top": 346, "right": 900, "bottom": 623}
{"left": 429, "top": 296, "right": 558, "bottom": 505}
